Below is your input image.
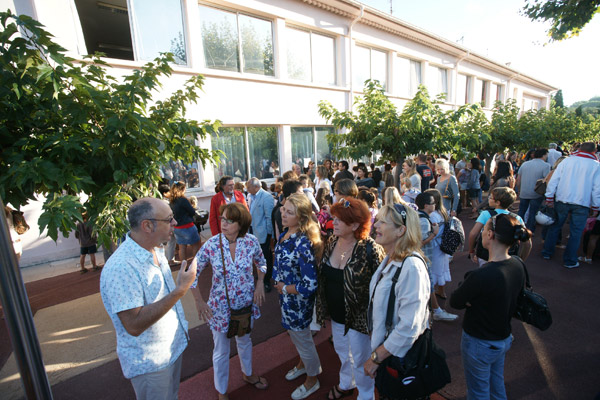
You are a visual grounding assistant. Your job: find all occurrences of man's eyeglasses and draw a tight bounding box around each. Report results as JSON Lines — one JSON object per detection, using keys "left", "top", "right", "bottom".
{"left": 148, "top": 215, "right": 175, "bottom": 224}
{"left": 220, "top": 216, "right": 235, "bottom": 225}
{"left": 338, "top": 198, "right": 351, "bottom": 208}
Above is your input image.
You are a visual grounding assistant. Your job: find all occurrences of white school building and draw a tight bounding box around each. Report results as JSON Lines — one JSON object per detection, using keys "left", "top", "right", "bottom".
{"left": 3, "top": 0, "right": 557, "bottom": 266}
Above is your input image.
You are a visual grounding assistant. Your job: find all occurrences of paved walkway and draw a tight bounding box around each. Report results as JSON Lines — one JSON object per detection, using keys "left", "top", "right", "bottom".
{"left": 1, "top": 215, "right": 600, "bottom": 399}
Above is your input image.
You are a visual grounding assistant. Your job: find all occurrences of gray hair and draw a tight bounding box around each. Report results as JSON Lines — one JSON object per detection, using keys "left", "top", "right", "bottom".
{"left": 549, "top": 143, "right": 557, "bottom": 149}
{"left": 128, "top": 198, "right": 155, "bottom": 231}
{"left": 247, "top": 177, "right": 261, "bottom": 188}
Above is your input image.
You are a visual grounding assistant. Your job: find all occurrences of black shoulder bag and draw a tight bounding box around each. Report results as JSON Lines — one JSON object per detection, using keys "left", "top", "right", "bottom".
{"left": 513, "top": 256, "right": 552, "bottom": 331}
{"left": 375, "top": 255, "right": 451, "bottom": 400}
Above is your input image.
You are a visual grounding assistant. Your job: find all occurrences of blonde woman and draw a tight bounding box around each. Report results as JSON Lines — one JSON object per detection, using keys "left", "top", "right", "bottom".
{"left": 273, "top": 193, "right": 324, "bottom": 400}
{"left": 363, "top": 203, "right": 430, "bottom": 380}
{"left": 401, "top": 159, "right": 421, "bottom": 192}
{"left": 434, "top": 158, "right": 459, "bottom": 217}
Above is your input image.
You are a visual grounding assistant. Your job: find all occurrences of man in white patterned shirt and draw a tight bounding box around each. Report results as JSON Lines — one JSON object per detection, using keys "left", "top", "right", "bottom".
{"left": 100, "top": 197, "right": 197, "bottom": 400}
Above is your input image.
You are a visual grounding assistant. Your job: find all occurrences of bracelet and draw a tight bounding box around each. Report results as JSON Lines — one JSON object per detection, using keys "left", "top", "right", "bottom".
{"left": 282, "top": 285, "right": 288, "bottom": 295}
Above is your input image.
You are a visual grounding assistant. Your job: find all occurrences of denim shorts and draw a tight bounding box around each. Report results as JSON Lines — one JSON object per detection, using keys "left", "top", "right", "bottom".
{"left": 173, "top": 225, "right": 200, "bottom": 245}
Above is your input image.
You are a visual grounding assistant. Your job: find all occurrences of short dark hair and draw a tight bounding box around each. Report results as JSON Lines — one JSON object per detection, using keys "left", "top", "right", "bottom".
{"left": 534, "top": 148, "right": 548, "bottom": 159}
{"left": 415, "top": 192, "right": 435, "bottom": 210}
{"left": 128, "top": 199, "right": 155, "bottom": 230}
{"left": 340, "top": 160, "right": 349, "bottom": 170}
{"left": 490, "top": 187, "right": 517, "bottom": 209}
{"left": 219, "top": 203, "right": 252, "bottom": 237}
{"left": 282, "top": 180, "right": 303, "bottom": 198}
{"left": 580, "top": 142, "right": 596, "bottom": 153}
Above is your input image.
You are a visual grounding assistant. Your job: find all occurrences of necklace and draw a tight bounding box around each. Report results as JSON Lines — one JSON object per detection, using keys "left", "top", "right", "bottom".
{"left": 338, "top": 239, "right": 356, "bottom": 263}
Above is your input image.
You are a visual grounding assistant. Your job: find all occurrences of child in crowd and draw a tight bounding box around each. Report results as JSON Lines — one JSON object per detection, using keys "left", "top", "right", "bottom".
{"left": 457, "top": 161, "right": 471, "bottom": 210}
{"left": 467, "top": 187, "right": 532, "bottom": 266}
{"left": 467, "top": 158, "right": 481, "bottom": 218}
{"left": 75, "top": 211, "right": 99, "bottom": 273}
{"left": 401, "top": 177, "right": 420, "bottom": 204}
{"left": 415, "top": 192, "right": 457, "bottom": 321}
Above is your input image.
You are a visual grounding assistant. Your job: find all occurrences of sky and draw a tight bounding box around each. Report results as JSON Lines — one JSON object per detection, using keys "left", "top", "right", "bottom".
{"left": 361, "top": 0, "right": 600, "bottom": 106}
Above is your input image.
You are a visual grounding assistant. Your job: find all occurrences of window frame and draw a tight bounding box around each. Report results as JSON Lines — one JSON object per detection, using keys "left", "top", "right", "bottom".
{"left": 354, "top": 44, "right": 388, "bottom": 90}
{"left": 285, "top": 25, "right": 337, "bottom": 85}
{"left": 198, "top": 4, "right": 275, "bottom": 76}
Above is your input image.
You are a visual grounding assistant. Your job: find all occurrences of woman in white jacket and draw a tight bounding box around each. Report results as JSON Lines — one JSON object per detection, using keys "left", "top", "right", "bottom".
{"left": 363, "top": 203, "right": 430, "bottom": 379}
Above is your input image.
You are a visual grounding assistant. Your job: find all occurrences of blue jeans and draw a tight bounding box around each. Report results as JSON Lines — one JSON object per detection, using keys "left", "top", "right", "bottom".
{"left": 518, "top": 197, "right": 543, "bottom": 232}
{"left": 462, "top": 331, "right": 513, "bottom": 400}
{"left": 542, "top": 201, "right": 590, "bottom": 265}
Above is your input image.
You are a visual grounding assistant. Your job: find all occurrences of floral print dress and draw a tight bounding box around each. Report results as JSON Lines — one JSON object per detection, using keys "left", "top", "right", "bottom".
{"left": 273, "top": 230, "right": 318, "bottom": 331}
{"left": 193, "top": 233, "right": 266, "bottom": 333}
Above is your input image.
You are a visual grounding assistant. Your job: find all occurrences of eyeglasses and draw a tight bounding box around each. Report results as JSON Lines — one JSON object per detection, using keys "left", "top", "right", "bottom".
{"left": 148, "top": 215, "right": 175, "bottom": 224}
{"left": 393, "top": 203, "right": 407, "bottom": 225}
{"left": 338, "top": 198, "right": 351, "bottom": 208}
{"left": 220, "top": 216, "right": 235, "bottom": 225}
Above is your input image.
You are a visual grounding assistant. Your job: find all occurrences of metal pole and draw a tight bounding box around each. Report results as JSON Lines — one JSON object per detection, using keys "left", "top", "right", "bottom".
{"left": 0, "top": 198, "right": 53, "bottom": 399}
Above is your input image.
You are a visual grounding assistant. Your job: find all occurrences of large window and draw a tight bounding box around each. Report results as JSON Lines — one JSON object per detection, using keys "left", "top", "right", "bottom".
{"left": 75, "top": 0, "right": 187, "bottom": 64}
{"left": 211, "top": 127, "right": 279, "bottom": 182}
{"left": 315, "top": 127, "right": 335, "bottom": 165}
{"left": 428, "top": 66, "right": 448, "bottom": 100}
{"left": 160, "top": 160, "right": 200, "bottom": 188}
{"left": 291, "top": 127, "right": 336, "bottom": 168}
{"left": 353, "top": 45, "right": 387, "bottom": 90}
{"left": 199, "top": 5, "right": 274, "bottom": 76}
{"left": 286, "top": 27, "right": 336, "bottom": 85}
{"left": 397, "top": 57, "right": 422, "bottom": 98}
{"left": 248, "top": 127, "right": 279, "bottom": 179}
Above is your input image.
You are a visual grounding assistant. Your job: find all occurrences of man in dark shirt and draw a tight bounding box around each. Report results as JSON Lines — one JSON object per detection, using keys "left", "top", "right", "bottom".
{"left": 333, "top": 160, "right": 354, "bottom": 185}
{"left": 416, "top": 154, "right": 432, "bottom": 193}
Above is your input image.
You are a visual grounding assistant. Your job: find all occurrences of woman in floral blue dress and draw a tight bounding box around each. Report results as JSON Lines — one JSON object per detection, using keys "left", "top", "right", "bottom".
{"left": 192, "top": 203, "right": 268, "bottom": 400}
{"left": 273, "top": 193, "right": 324, "bottom": 400}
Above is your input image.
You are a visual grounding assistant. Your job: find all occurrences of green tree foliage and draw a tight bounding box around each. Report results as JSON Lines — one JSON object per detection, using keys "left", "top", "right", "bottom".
{"left": 522, "top": 0, "right": 600, "bottom": 41}
{"left": 0, "top": 12, "right": 221, "bottom": 246}
{"left": 552, "top": 89, "right": 564, "bottom": 108}
{"left": 318, "top": 80, "right": 475, "bottom": 165}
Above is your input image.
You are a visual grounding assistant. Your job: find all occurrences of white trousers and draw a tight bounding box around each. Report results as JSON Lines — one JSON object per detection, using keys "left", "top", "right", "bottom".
{"left": 331, "top": 321, "right": 375, "bottom": 400}
{"left": 288, "top": 328, "right": 322, "bottom": 376}
{"left": 212, "top": 330, "right": 253, "bottom": 394}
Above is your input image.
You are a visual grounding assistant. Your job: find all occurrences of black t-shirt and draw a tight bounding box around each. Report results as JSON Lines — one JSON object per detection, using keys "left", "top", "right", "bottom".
{"left": 450, "top": 257, "right": 525, "bottom": 340}
{"left": 416, "top": 164, "right": 432, "bottom": 192}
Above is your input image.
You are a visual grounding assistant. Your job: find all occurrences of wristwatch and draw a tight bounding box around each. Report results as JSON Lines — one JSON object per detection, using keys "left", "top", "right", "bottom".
{"left": 281, "top": 285, "right": 288, "bottom": 295}
{"left": 371, "top": 351, "right": 381, "bottom": 364}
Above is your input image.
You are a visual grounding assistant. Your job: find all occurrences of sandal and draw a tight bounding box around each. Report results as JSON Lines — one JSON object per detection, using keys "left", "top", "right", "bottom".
{"left": 243, "top": 375, "right": 268, "bottom": 390}
{"left": 327, "top": 385, "right": 354, "bottom": 399}
{"left": 80, "top": 268, "right": 89, "bottom": 274}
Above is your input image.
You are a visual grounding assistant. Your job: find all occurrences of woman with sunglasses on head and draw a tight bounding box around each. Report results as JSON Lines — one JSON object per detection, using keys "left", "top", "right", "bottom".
{"left": 316, "top": 197, "right": 385, "bottom": 400}
{"left": 170, "top": 181, "right": 202, "bottom": 262}
{"left": 363, "top": 204, "right": 431, "bottom": 388}
{"left": 273, "top": 193, "right": 324, "bottom": 400}
{"left": 450, "top": 214, "right": 530, "bottom": 400}
{"left": 191, "top": 203, "right": 268, "bottom": 400}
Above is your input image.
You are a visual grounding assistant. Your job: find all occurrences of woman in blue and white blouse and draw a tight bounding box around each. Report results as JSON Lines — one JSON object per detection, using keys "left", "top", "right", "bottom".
{"left": 273, "top": 193, "right": 323, "bottom": 400}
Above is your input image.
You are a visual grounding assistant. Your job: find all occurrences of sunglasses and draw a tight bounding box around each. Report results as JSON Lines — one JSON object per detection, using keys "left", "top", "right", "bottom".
{"left": 338, "top": 198, "right": 351, "bottom": 208}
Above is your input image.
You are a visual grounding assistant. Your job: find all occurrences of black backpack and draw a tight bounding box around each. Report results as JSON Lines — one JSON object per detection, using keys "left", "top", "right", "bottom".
{"left": 475, "top": 210, "right": 520, "bottom": 261}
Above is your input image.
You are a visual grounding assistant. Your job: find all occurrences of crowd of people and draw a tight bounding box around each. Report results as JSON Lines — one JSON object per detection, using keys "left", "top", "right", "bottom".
{"left": 99, "top": 141, "right": 600, "bottom": 400}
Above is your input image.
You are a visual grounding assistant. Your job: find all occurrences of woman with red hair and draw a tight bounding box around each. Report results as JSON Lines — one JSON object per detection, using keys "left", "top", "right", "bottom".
{"left": 316, "top": 197, "right": 385, "bottom": 400}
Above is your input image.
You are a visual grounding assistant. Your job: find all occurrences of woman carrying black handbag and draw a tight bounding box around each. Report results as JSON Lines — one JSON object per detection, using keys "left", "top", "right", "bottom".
{"left": 450, "top": 213, "right": 531, "bottom": 400}
{"left": 364, "top": 203, "right": 447, "bottom": 399}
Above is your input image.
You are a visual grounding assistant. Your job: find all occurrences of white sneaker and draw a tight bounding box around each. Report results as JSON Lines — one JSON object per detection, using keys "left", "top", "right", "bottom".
{"left": 291, "top": 380, "right": 320, "bottom": 400}
{"left": 285, "top": 366, "right": 306, "bottom": 381}
{"left": 578, "top": 256, "right": 592, "bottom": 264}
{"left": 433, "top": 309, "right": 458, "bottom": 321}
{"left": 564, "top": 261, "right": 580, "bottom": 269}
